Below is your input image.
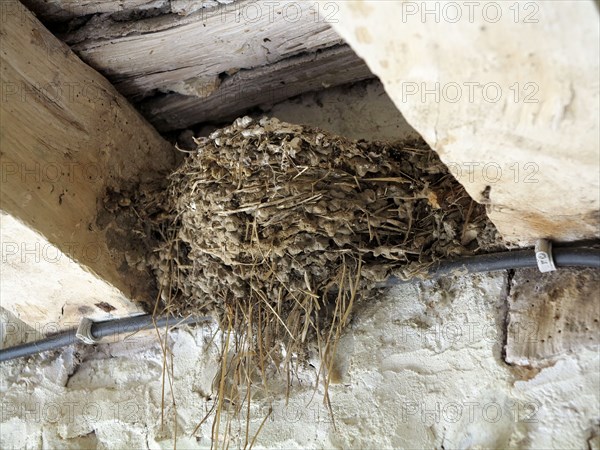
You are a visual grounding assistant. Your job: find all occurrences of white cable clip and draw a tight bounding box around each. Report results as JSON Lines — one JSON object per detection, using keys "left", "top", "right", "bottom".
{"left": 76, "top": 317, "right": 100, "bottom": 344}
{"left": 535, "top": 239, "right": 556, "bottom": 273}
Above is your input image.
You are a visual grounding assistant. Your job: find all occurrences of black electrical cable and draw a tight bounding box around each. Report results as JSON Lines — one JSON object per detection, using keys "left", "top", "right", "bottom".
{"left": 0, "top": 314, "right": 211, "bottom": 363}
{"left": 1, "top": 246, "right": 598, "bottom": 363}
{"left": 383, "top": 247, "right": 600, "bottom": 286}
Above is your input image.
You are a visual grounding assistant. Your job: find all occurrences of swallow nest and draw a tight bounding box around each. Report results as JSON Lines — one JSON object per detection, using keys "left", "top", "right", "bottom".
{"left": 137, "top": 116, "right": 500, "bottom": 383}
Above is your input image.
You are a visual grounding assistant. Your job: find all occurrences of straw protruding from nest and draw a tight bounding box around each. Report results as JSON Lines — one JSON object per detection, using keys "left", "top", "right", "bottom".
{"left": 133, "top": 116, "right": 500, "bottom": 439}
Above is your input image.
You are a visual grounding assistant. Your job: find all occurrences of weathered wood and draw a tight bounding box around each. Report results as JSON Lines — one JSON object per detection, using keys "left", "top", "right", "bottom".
{"left": 63, "top": 0, "right": 343, "bottom": 101}
{"left": 0, "top": 2, "right": 175, "bottom": 305}
{"left": 19, "top": 0, "right": 169, "bottom": 22}
{"left": 506, "top": 268, "right": 600, "bottom": 368}
{"left": 170, "top": 0, "right": 237, "bottom": 16}
{"left": 19, "top": 0, "right": 235, "bottom": 22}
{"left": 21, "top": 1, "right": 370, "bottom": 132}
{"left": 142, "top": 45, "right": 374, "bottom": 131}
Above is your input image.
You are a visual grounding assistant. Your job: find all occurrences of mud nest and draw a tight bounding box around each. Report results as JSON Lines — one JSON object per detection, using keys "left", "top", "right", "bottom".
{"left": 136, "top": 116, "right": 500, "bottom": 384}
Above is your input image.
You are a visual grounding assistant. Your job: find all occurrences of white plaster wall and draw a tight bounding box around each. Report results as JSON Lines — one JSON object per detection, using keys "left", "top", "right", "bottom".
{"left": 1, "top": 273, "right": 598, "bottom": 449}
{"left": 267, "top": 80, "right": 421, "bottom": 142}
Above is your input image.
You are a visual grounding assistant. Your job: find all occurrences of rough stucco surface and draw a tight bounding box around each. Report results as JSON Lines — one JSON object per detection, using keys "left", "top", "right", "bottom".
{"left": 268, "top": 80, "right": 421, "bottom": 142}
{"left": 506, "top": 268, "right": 600, "bottom": 368}
{"left": 1, "top": 273, "right": 599, "bottom": 449}
{"left": 321, "top": 0, "right": 600, "bottom": 245}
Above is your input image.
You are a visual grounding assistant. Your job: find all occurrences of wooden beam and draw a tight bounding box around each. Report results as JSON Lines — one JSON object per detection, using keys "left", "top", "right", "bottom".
{"left": 22, "top": 1, "right": 371, "bottom": 132}
{"left": 19, "top": 0, "right": 170, "bottom": 22}
{"left": 63, "top": 0, "right": 344, "bottom": 101}
{"left": 19, "top": 0, "right": 236, "bottom": 22}
{"left": 0, "top": 2, "right": 175, "bottom": 305}
{"left": 142, "top": 45, "right": 374, "bottom": 131}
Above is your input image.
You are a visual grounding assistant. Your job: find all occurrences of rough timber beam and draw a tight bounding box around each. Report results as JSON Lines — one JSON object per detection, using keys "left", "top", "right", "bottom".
{"left": 0, "top": 2, "right": 175, "bottom": 309}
